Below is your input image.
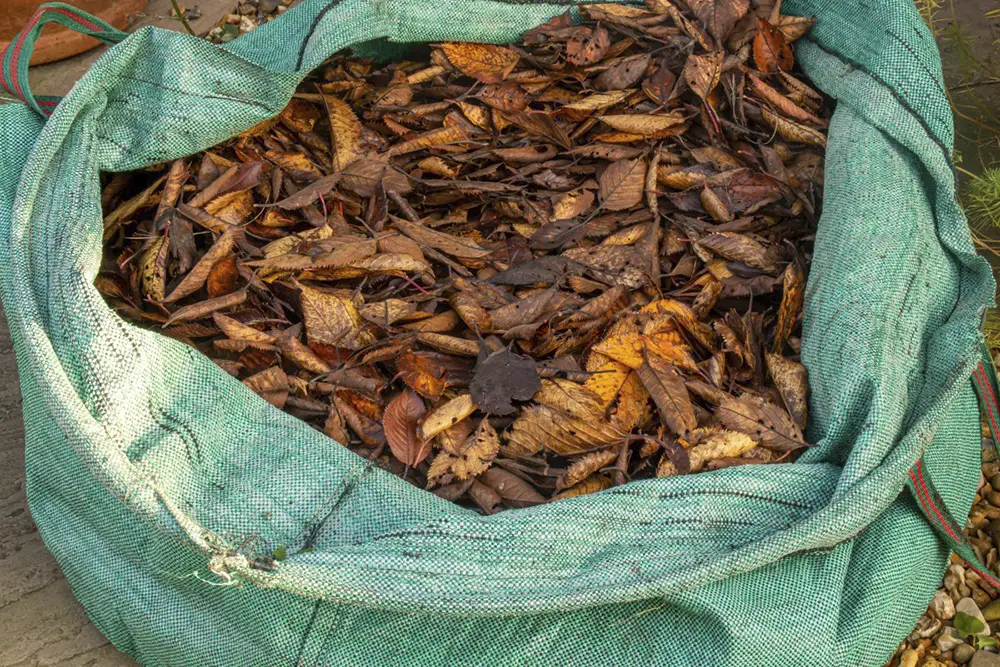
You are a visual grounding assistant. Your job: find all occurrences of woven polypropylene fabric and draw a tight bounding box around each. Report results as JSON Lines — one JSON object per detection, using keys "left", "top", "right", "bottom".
{"left": 0, "top": 0, "right": 993, "bottom": 664}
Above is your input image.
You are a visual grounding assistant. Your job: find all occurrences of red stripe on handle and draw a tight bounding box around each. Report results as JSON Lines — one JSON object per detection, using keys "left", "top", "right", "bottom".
{"left": 976, "top": 366, "right": 1000, "bottom": 439}
{"left": 7, "top": 7, "right": 108, "bottom": 103}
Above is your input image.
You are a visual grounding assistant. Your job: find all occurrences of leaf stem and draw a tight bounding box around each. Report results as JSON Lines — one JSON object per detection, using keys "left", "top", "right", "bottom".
{"left": 171, "top": 0, "right": 197, "bottom": 36}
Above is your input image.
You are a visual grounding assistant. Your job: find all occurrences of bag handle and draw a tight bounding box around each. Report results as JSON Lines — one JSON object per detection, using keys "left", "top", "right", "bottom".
{"left": 907, "top": 346, "right": 1000, "bottom": 589}
{"left": 1, "top": 2, "right": 127, "bottom": 117}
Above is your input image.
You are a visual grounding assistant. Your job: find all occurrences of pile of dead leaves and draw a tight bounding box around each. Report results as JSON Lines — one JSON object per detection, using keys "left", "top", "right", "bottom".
{"left": 98, "top": 0, "right": 826, "bottom": 513}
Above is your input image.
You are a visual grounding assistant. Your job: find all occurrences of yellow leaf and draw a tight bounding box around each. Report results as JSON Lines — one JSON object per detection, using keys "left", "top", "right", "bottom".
{"left": 440, "top": 42, "right": 520, "bottom": 83}
{"left": 419, "top": 394, "right": 476, "bottom": 440}
{"left": 599, "top": 158, "right": 647, "bottom": 211}
{"left": 597, "top": 113, "right": 686, "bottom": 136}
{"left": 504, "top": 403, "right": 623, "bottom": 457}
{"left": 451, "top": 419, "right": 500, "bottom": 480}
{"left": 584, "top": 360, "right": 632, "bottom": 407}
{"left": 612, "top": 370, "right": 648, "bottom": 431}
{"left": 325, "top": 95, "right": 363, "bottom": 171}
{"left": 552, "top": 474, "right": 613, "bottom": 500}
{"left": 243, "top": 366, "right": 289, "bottom": 409}
{"left": 563, "top": 90, "right": 632, "bottom": 114}
{"left": 761, "top": 107, "right": 826, "bottom": 147}
{"left": 657, "top": 430, "right": 757, "bottom": 477}
{"left": 456, "top": 101, "right": 492, "bottom": 130}
{"left": 140, "top": 235, "right": 168, "bottom": 302}
{"left": 298, "top": 284, "right": 373, "bottom": 349}
{"left": 535, "top": 379, "right": 605, "bottom": 421}
{"left": 558, "top": 450, "right": 617, "bottom": 490}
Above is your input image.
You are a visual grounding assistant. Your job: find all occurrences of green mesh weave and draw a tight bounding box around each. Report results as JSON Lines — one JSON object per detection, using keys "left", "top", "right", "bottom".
{"left": 0, "top": 0, "right": 994, "bottom": 664}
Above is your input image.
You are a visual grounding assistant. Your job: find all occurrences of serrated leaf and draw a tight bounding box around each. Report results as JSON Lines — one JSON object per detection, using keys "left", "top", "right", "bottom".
{"left": 441, "top": 42, "right": 519, "bottom": 83}
{"left": 599, "top": 158, "right": 647, "bottom": 211}
{"left": 383, "top": 390, "right": 430, "bottom": 466}
{"left": 471, "top": 348, "right": 542, "bottom": 416}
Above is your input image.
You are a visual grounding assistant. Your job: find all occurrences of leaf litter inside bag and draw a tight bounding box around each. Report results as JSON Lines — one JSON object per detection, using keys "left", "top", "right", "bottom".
{"left": 97, "top": 0, "right": 829, "bottom": 512}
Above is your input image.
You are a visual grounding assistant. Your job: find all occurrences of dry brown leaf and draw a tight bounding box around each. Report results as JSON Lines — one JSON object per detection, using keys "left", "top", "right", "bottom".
{"left": 682, "top": 51, "right": 725, "bottom": 101}
{"left": 773, "top": 260, "right": 805, "bottom": 352}
{"left": 599, "top": 158, "right": 647, "bottom": 211}
{"left": 766, "top": 353, "right": 808, "bottom": 430}
{"left": 325, "top": 95, "right": 363, "bottom": 171}
{"left": 478, "top": 467, "right": 546, "bottom": 508}
{"left": 394, "top": 218, "right": 492, "bottom": 259}
{"left": 657, "top": 429, "right": 756, "bottom": 476}
{"left": 419, "top": 394, "right": 476, "bottom": 440}
{"left": 440, "top": 42, "right": 520, "bottom": 83}
{"left": 598, "top": 113, "right": 686, "bottom": 137}
{"left": 753, "top": 17, "right": 794, "bottom": 72}
{"left": 552, "top": 473, "right": 612, "bottom": 500}
{"left": 243, "top": 366, "right": 289, "bottom": 409}
{"left": 298, "top": 284, "right": 373, "bottom": 349}
{"left": 558, "top": 450, "right": 618, "bottom": 490}
{"left": 680, "top": 0, "right": 750, "bottom": 43}
{"left": 761, "top": 106, "right": 826, "bottom": 147}
{"left": 566, "top": 25, "right": 611, "bottom": 66}
{"left": 636, "top": 353, "right": 697, "bottom": 437}
{"left": 140, "top": 236, "right": 169, "bottom": 302}
{"left": 164, "top": 228, "right": 238, "bottom": 303}
{"left": 718, "top": 394, "right": 805, "bottom": 451}
{"left": 384, "top": 390, "right": 430, "bottom": 466}
{"left": 164, "top": 289, "right": 247, "bottom": 326}
{"left": 396, "top": 351, "right": 450, "bottom": 400}
{"left": 451, "top": 418, "right": 501, "bottom": 480}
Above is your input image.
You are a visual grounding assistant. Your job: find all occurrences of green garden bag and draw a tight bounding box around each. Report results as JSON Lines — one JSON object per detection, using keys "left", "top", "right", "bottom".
{"left": 0, "top": 1, "right": 995, "bottom": 664}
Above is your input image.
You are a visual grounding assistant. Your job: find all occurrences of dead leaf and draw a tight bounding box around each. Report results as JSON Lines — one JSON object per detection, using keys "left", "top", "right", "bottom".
{"left": 243, "top": 366, "right": 289, "bottom": 409}
{"left": 470, "top": 347, "right": 542, "bottom": 416}
{"left": 558, "top": 449, "right": 618, "bottom": 490}
{"left": 479, "top": 468, "right": 546, "bottom": 508}
{"left": 636, "top": 352, "right": 697, "bottom": 437}
{"left": 384, "top": 390, "right": 430, "bottom": 466}
{"left": 599, "top": 158, "right": 647, "bottom": 211}
{"left": 419, "top": 394, "right": 476, "bottom": 440}
{"left": 441, "top": 42, "right": 520, "bottom": 83}
{"left": 718, "top": 394, "right": 806, "bottom": 451}
{"left": 753, "top": 17, "right": 794, "bottom": 72}
{"left": 567, "top": 25, "right": 611, "bottom": 66}
{"left": 682, "top": 51, "right": 725, "bottom": 101}
{"left": 552, "top": 473, "right": 612, "bottom": 500}
{"left": 766, "top": 353, "right": 808, "bottom": 430}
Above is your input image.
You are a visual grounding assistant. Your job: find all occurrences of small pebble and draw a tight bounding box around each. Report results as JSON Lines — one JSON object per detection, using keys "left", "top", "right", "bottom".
{"left": 958, "top": 597, "right": 991, "bottom": 636}
{"left": 991, "top": 473, "right": 1000, "bottom": 491}
{"left": 899, "top": 648, "right": 920, "bottom": 667}
{"left": 989, "top": 491, "right": 1000, "bottom": 508}
{"left": 976, "top": 588, "right": 993, "bottom": 608}
{"left": 932, "top": 590, "right": 958, "bottom": 620}
{"left": 938, "top": 626, "right": 964, "bottom": 651}
{"left": 915, "top": 614, "right": 943, "bottom": 638}
{"left": 983, "top": 600, "right": 1000, "bottom": 622}
{"left": 956, "top": 643, "right": 977, "bottom": 664}
{"left": 971, "top": 650, "right": 1000, "bottom": 667}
